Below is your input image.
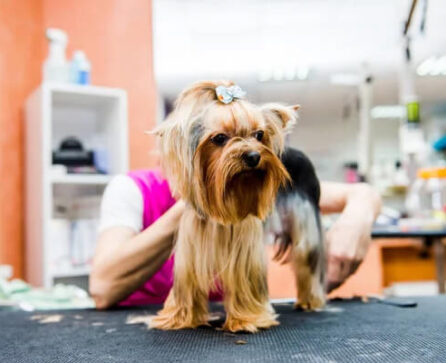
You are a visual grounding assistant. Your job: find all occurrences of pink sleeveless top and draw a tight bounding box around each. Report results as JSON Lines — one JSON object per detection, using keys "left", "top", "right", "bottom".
{"left": 119, "top": 169, "right": 222, "bottom": 305}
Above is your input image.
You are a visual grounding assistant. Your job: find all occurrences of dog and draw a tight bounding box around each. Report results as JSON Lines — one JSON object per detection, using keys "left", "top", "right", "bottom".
{"left": 150, "top": 80, "right": 325, "bottom": 333}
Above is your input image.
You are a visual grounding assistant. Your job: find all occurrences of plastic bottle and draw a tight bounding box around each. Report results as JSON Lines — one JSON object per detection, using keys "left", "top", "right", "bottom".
{"left": 405, "top": 168, "right": 431, "bottom": 218}
{"left": 70, "top": 50, "right": 91, "bottom": 85}
{"left": 406, "top": 167, "right": 446, "bottom": 220}
{"left": 426, "top": 168, "right": 446, "bottom": 219}
{"left": 43, "top": 28, "right": 70, "bottom": 83}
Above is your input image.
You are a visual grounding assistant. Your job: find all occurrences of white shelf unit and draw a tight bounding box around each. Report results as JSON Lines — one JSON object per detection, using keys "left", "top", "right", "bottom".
{"left": 51, "top": 174, "right": 113, "bottom": 185}
{"left": 25, "top": 83, "right": 128, "bottom": 288}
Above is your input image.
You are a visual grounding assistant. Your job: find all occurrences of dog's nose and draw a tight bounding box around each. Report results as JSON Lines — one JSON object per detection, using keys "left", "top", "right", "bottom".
{"left": 242, "top": 151, "right": 261, "bottom": 168}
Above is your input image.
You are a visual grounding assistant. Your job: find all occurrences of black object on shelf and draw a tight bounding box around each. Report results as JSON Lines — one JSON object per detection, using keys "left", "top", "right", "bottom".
{"left": 52, "top": 136, "right": 94, "bottom": 167}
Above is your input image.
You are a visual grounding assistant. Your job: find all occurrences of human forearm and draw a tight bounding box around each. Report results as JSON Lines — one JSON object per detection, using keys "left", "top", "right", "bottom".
{"left": 91, "top": 245, "right": 172, "bottom": 310}
{"left": 90, "top": 201, "right": 185, "bottom": 308}
{"left": 320, "top": 182, "right": 381, "bottom": 216}
{"left": 97, "top": 208, "right": 181, "bottom": 279}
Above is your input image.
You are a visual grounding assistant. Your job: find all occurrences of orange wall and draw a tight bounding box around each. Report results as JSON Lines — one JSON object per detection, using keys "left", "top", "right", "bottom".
{"left": 43, "top": 0, "right": 158, "bottom": 169}
{"left": 0, "top": 0, "right": 44, "bottom": 278}
{"left": 0, "top": 0, "right": 157, "bottom": 278}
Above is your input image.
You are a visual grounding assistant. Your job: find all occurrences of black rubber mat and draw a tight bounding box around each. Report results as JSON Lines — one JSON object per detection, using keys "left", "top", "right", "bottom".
{"left": 1, "top": 296, "right": 446, "bottom": 362}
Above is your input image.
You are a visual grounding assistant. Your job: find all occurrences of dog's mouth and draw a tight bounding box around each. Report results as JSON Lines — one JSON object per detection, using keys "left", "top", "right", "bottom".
{"left": 226, "top": 168, "right": 267, "bottom": 190}
{"left": 221, "top": 168, "right": 269, "bottom": 220}
{"left": 233, "top": 168, "right": 266, "bottom": 180}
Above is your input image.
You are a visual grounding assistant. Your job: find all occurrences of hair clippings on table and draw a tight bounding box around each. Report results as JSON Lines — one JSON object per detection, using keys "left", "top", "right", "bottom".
{"left": 215, "top": 85, "right": 246, "bottom": 104}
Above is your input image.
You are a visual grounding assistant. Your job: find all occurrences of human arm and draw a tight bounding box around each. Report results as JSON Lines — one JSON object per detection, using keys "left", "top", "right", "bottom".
{"left": 88, "top": 175, "right": 185, "bottom": 309}
{"left": 319, "top": 182, "right": 382, "bottom": 293}
{"left": 89, "top": 200, "right": 185, "bottom": 309}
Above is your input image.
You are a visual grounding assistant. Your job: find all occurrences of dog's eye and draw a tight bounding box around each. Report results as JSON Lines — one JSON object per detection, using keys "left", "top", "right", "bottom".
{"left": 211, "top": 133, "right": 229, "bottom": 146}
{"left": 254, "top": 130, "right": 264, "bottom": 142}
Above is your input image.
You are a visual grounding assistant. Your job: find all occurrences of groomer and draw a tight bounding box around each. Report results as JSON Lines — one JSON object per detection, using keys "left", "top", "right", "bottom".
{"left": 89, "top": 168, "right": 381, "bottom": 309}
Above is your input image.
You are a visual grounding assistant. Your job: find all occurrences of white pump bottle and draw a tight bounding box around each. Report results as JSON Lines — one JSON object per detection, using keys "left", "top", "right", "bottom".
{"left": 43, "top": 28, "right": 70, "bottom": 83}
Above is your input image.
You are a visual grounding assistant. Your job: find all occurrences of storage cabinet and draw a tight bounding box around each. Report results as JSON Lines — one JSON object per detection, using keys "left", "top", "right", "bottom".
{"left": 25, "top": 84, "right": 128, "bottom": 288}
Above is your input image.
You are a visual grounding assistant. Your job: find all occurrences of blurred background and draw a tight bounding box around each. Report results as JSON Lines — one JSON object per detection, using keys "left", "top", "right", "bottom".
{"left": 1, "top": 0, "right": 446, "bottom": 308}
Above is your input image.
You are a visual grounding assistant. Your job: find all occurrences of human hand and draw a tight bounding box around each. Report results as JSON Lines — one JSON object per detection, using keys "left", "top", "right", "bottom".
{"left": 325, "top": 216, "right": 373, "bottom": 293}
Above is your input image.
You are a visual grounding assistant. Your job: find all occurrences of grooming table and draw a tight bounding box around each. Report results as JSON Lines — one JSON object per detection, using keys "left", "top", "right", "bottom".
{"left": 2, "top": 296, "right": 446, "bottom": 362}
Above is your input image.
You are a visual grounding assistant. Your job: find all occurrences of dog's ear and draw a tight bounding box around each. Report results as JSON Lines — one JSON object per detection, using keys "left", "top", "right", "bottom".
{"left": 145, "top": 128, "right": 162, "bottom": 137}
{"left": 147, "top": 112, "right": 189, "bottom": 196}
{"left": 261, "top": 103, "right": 298, "bottom": 153}
{"left": 261, "top": 103, "right": 299, "bottom": 134}
{"left": 145, "top": 122, "right": 168, "bottom": 137}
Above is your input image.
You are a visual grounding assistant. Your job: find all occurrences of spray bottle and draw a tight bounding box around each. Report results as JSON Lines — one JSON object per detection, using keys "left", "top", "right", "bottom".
{"left": 43, "top": 28, "right": 70, "bottom": 83}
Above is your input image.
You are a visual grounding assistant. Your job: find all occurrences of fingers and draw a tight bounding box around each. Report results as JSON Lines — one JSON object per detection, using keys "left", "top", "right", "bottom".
{"left": 349, "top": 259, "right": 362, "bottom": 276}
{"left": 326, "top": 255, "right": 362, "bottom": 293}
{"left": 326, "top": 280, "right": 343, "bottom": 294}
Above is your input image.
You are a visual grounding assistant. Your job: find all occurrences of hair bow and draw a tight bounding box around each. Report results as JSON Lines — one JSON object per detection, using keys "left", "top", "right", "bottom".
{"left": 215, "top": 85, "right": 246, "bottom": 104}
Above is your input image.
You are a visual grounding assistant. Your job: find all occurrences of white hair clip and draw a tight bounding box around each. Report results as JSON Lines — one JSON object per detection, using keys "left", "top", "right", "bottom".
{"left": 215, "top": 85, "right": 246, "bottom": 104}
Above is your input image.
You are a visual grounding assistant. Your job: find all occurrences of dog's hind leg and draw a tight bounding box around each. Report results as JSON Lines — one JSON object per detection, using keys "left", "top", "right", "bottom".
{"left": 274, "top": 193, "right": 325, "bottom": 311}
{"left": 293, "top": 195, "right": 325, "bottom": 310}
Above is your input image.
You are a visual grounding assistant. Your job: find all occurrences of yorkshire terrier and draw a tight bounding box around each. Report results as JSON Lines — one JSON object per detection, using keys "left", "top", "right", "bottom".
{"left": 150, "top": 80, "right": 325, "bottom": 333}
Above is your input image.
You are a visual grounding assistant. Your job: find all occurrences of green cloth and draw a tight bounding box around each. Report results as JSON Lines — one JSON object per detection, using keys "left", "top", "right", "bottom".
{"left": 0, "top": 278, "right": 94, "bottom": 311}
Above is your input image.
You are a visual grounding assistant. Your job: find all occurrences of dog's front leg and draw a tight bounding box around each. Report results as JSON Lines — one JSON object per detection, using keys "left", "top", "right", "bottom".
{"left": 150, "top": 209, "right": 209, "bottom": 330}
{"left": 149, "top": 284, "right": 208, "bottom": 330}
{"left": 222, "top": 218, "right": 279, "bottom": 333}
{"left": 223, "top": 280, "right": 278, "bottom": 333}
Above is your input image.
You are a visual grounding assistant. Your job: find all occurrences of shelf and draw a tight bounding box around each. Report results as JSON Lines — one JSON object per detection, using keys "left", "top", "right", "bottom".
{"left": 26, "top": 83, "right": 128, "bottom": 288}
{"left": 51, "top": 266, "right": 91, "bottom": 279}
{"left": 51, "top": 174, "right": 112, "bottom": 185}
{"left": 44, "top": 83, "right": 126, "bottom": 107}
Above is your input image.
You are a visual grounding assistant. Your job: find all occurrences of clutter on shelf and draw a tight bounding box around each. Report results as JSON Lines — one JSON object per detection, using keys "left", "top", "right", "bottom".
{"left": 49, "top": 218, "right": 98, "bottom": 274}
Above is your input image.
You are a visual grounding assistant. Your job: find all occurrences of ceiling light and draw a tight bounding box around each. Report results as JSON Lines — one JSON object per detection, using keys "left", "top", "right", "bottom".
{"left": 257, "top": 65, "right": 310, "bottom": 82}
{"left": 330, "top": 73, "right": 360, "bottom": 86}
{"left": 371, "top": 105, "right": 405, "bottom": 119}
{"left": 417, "top": 56, "right": 446, "bottom": 77}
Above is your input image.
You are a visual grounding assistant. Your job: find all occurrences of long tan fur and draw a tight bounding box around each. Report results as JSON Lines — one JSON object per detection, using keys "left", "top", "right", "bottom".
{"left": 151, "top": 211, "right": 277, "bottom": 332}
{"left": 150, "top": 80, "right": 297, "bottom": 332}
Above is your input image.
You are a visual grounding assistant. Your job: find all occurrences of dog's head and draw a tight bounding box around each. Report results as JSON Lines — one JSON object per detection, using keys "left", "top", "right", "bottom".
{"left": 154, "top": 80, "right": 298, "bottom": 224}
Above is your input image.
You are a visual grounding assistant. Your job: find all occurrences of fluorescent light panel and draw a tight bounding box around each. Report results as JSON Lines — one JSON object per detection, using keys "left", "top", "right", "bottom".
{"left": 417, "top": 56, "right": 446, "bottom": 77}
{"left": 371, "top": 105, "right": 405, "bottom": 119}
{"left": 257, "top": 65, "right": 309, "bottom": 82}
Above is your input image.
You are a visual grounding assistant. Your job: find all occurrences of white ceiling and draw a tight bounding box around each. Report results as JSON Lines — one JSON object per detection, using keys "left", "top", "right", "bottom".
{"left": 153, "top": 0, "right": 446, "bottom": 116}
{"left": 152, "top": 0, "right": 446, "bottom": 180}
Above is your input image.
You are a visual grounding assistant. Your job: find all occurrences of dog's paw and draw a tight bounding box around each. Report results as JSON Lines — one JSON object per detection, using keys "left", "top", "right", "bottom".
{"left": 149, "top": 310, "right": 208, "bottom": 330}
{"left": 223, "top": 318, "right": 259, "bottom": 333}
{"left": 223, "top": 315, "right": 279, "bottom": 333}
{"left": 294, "top": 292, "right": 326, "bottom": 311}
